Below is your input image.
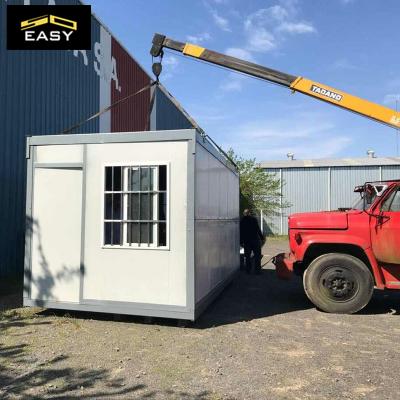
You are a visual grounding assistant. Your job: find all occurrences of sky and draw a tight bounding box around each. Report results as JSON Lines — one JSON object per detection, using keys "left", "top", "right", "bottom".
{"left": 88, "top": 0, "right": 400, "bottom": 161}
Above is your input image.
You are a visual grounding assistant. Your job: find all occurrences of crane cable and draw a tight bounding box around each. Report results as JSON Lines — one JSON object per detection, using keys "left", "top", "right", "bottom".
{"left": 59, "top": 80, "right": 158, "bottom": 135}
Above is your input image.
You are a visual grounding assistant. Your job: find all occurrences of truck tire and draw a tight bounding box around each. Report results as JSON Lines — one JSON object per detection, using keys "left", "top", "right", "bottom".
{"left": 303, "top": 253, "right": 374, "bottom": 314}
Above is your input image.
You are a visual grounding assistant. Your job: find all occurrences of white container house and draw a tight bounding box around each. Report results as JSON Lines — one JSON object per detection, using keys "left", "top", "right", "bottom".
{"left": 24, "top": 130, "right": 240, "bottom": 320}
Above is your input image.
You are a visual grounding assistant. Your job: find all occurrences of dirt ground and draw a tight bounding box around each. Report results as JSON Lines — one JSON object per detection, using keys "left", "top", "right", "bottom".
{"left": 2, "top": 238, "right": 400, "bottom": 399}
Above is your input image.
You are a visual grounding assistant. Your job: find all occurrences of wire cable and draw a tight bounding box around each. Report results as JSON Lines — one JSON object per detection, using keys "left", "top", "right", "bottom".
{"left": 59, "top": 81, "right": 157, "bottom": 135}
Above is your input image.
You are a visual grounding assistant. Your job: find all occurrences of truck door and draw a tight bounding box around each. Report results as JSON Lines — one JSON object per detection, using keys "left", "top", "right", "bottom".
{"left": 370, "top": 185, "right": 400, "bottom": 264}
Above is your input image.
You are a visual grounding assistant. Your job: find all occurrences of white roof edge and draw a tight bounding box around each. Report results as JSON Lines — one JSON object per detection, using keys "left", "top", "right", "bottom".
{"left": 260, "top": 157, "right": 400, "bottom": 169}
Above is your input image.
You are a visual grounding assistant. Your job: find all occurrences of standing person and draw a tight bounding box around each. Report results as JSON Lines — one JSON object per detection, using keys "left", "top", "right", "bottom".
{"left": 240, "top": 209, "right": 264, "bottom": 274}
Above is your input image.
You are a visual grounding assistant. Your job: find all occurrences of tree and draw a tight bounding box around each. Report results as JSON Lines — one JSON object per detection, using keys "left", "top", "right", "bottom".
{"left": 226, "top": 148, "right": 287, "bottom": 217}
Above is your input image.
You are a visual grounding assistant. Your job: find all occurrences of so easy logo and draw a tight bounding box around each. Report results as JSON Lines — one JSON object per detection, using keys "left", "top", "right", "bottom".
{"left": 21, "top": 14, "right": 77, "bottom": 42}
{"left": 7, "top": 5, "right": 91, "bottom": 50}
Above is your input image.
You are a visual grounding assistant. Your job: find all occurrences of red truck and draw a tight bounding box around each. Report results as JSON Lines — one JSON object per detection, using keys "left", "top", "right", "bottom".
{"left": 274, "top": 181, "right": 400, "bottom": 313}
{"left": 149, "top": 35, "right": 400, "bottom": 313}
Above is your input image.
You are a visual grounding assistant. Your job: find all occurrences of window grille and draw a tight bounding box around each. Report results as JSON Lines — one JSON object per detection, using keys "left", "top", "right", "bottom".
{"left": 104, "top": 165, "right": 168, "bottom": 247}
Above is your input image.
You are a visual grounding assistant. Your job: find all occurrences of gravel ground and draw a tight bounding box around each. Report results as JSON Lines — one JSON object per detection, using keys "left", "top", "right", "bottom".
{"left": 1, "top": 238, "right": 400, "bottom": 399}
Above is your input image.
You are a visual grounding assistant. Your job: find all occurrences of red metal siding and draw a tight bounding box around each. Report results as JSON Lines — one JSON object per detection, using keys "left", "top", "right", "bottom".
{"left": 111, "top": 38, "right": 151, "bottom": 132}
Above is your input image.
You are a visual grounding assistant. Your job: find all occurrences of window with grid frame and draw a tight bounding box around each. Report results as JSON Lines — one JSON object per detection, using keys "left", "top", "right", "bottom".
{"left": 104, "top": 165, "right": 168, "bottom": 247}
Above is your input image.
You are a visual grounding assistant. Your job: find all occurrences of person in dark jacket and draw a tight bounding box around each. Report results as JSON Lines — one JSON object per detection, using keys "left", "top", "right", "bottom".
{"left": 240, "top": 209, "right": 264, "bottom": 274}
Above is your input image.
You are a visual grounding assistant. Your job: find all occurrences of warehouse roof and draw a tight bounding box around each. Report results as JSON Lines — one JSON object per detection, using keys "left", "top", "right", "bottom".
{"left": 260, "top": 157, "right": 400, "bottom": 169}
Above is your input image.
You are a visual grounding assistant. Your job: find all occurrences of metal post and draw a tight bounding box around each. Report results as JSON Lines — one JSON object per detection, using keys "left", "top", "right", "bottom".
{"left": 328, "top": 167, "right": 331, "bottom": 211}
{"left": 280, "top": 168, "right": 283, "bottom": 235}
{"left": 397, "top": 100, "right": 399, "bottom": 157}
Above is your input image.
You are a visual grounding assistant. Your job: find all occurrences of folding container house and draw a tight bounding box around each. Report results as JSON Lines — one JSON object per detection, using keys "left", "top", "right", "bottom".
{"left": 24, "top": 130, "right": 240, "bottom": 320}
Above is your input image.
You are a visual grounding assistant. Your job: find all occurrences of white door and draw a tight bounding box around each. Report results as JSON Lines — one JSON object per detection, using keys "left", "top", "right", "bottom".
{"left": 30, "top": 167, "right": 82, "bottom": 303}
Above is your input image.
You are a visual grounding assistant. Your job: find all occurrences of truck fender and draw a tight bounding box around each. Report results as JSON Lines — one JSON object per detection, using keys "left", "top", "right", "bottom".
{"left": 300, "top": 236, "right": 384, "bottom": 289}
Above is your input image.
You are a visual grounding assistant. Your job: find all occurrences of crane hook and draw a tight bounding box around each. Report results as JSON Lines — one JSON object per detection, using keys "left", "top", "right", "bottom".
{"left": 152, "top": 62, "right": 162, "bottom": 83}
{"left": 152, "top": 50, "right": 163, "bottom": 83}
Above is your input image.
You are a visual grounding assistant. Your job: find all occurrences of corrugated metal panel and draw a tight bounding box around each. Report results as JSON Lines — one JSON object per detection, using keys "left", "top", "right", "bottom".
{"left": 194, "top": 143, "right": 239, "bottom": 303}
{"left": 0, "top": 0, "right": 198, "bottom": 280}
{"left": 330, "top": 167, "right": 380, "bottom": 210}
{"left": 282, "top": 168, "right": 329, "bottom": 233}
{"left": 263, "top": 168, "right": 329, "bottom": 235}
{"left": 111, "top": 38, "right": 151, "bottom": 132}
{"left": 382, "top": 166, "right": 400, "bottom": 180}
{"left": 151, "top": 86, "right": 194, "bottom": 131}
{"left": 262, "top": 169, "right": 283, "bottom": 234}
{"left": 263, "top": 165, "right": 393, "bottom": 234}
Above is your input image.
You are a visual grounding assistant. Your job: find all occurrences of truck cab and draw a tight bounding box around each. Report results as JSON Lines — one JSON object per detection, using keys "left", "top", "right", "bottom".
{"left": 274, "top": 180, "right": 400, "bottom": 313}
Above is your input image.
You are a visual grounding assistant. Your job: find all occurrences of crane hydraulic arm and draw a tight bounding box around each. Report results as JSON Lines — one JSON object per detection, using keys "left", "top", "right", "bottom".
{"left": 150, "top": 33, "right": 400, "bottom": 129}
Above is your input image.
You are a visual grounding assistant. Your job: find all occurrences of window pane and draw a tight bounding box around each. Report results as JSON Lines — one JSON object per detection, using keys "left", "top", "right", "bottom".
{"left": 113, "top": 167, "right": 122, "bottom": 191}
{"left": 105, "top": 222, "right": 122, "bottom": 245}
{"left": 140, "top": 223, "right": 153, "bottom": 244}
{"left": 105, "top": 167, "right": 113, "bottom": 191}
{"left": 382, "top": 190, "right": 397, "bottom": 211}
{"left": 158, "top": 222, "right": 166, "bottom": 246}
{"left": 127, "top": 222, "right": 139, "bottom": 244}
{"left": 390, "top": 190, "right": 400, "bottom": 212}
{"left": 140, "top": 193, "right": 153, "bottom": 220}
{"left": 128, "top": 167, "right": 140, "bottom": 191}
{"left": 104, "top": 222, "right": 112, "bottom": 245}
{"left": 158, "top": 193, "right": 167, "bottom": 221}
{"left": 112, "top": 194, "right": 122, "bottom": 220}
{"left": 105, "top": 182, "right": 122, "bottom": 220}
{"left": 105, "top": 194, "right": 112, "bottom": 219}
{"left": 150, "top": 167, "right": 155, "bottom": 190}
{"left": 140, "top": 167, "right": 151, "bottom": 191}
{"left": 159, "top": 165, "right": 167, "bottom": 191}
{"left": 112, "top": 222, "right": 122, "bottom": 245}
{"left": 128, "top": 194, "right": 139, "bottom": 220}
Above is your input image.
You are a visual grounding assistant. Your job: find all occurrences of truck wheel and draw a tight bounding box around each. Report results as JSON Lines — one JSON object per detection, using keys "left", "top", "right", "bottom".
{"left": 303, "top": 253, "right": 374, "bottom": 314}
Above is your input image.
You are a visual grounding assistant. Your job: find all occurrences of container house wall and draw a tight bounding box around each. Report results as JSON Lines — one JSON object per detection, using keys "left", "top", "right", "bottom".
{"left": 0, "top": 0, "right": 194, "bottom": 280}
{"left": 264, "top": 165, "right": 400, "bottom": 235}
{"left": 82, "top": 140, "right": 189, "bottom": 306}
{"left": 194, "top": 141, "right": 240, "bottom": 305}
{"left": 25, "top": 130, "right": 238, "bottom": 319}
{"left": 26, "top": 131, "right": 195, "bottom": 318}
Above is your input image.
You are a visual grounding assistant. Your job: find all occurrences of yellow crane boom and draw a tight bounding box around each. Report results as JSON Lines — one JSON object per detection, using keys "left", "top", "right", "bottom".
{"left": 150, "top": 34, "right": 400, "bottom": 129}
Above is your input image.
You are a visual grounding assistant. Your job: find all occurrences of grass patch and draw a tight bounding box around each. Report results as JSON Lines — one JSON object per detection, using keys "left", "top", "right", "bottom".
{"left": 266, "top": 235, "right": 288, "bottom": 241}
{"left": 0, "top": 307, "right": 41, "bottom": 322}
{"left": 53, "top": 313, "right": 82, "bottom": 330}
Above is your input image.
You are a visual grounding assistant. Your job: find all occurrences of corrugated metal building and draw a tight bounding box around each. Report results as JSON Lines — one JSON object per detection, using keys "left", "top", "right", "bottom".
{"left": 0, "top": 0, "right": 196, "bottom": 279}
{"left": 261, "top": 156, "right": 400, "bottom": 235}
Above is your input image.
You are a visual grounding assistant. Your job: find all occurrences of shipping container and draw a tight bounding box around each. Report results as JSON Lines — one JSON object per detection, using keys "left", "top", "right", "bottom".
{"left": 24, "top": 130, "right": 240, "bottom": 320}
{"left": 0, "top": 0, "right": 195, "bottom": 280}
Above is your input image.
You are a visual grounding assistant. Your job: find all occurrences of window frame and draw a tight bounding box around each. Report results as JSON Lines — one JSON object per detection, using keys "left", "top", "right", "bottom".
{"left": 101, "top": 161, "right": 170, "bottom": 250}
